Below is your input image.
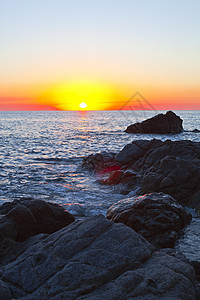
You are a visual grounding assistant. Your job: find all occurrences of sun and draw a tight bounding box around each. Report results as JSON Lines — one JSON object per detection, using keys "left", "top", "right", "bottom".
{"left": 40, "top": 79, "right": 125, "bottom": 110}
{"left": 79, "top": 102, "right": 87, "bottom": 109}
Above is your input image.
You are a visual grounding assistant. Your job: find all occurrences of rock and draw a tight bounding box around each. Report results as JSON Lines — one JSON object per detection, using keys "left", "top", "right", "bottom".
{"left": 107, "top": 193, "right": 191, "bottom": 249}
{"left": 125, "top": 111, "right": 183, "bottom": 134}
{"left": 0, "top": 215, "right": 199, "bottom": 299}
{"left": 190, "top": 261, "right": 200, "bottom": 282}
{"left": 82, "top": 151, "right": 117, "bottom": 172}
{"left": 0, "top": 198, "right": 75, "bottom": 243}
{"left": 120, "top": 169, "right": 137, "bottom": 184}
{"left": 141, "top": 156, "right": 200, "bottom": 207}
{"left": 104, "top": 169, "right": 124, "bottom": 184}
{"left": 82, "top": 248, "right": 200, "bottom": 300}
{"left": 192, "top": 129, "right": 200, "bottom": 133}
{"left": 115, "top": 140, "right": 154, "bottom": 164}
{"left": 82, "top": 139, "right": 200, "bottom": 207}
{"left": 0, "top": 279, "right": 12, "bottom": 300}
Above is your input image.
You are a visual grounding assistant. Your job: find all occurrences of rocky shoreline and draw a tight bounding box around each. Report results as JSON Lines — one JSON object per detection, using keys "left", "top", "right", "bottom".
{"left": 0, "top": 199, "right": 199, "bottom": 299}
{"left": 0, "top": 112, "right": 200, "bottom": 299}
{"left": 82, "top": 139, "right": 200, "bottom": 211}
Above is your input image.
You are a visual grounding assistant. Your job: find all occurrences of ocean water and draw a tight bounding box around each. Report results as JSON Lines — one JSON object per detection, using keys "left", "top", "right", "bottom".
{"left": 0, "top": 110, "right": 199, "bottom": 260}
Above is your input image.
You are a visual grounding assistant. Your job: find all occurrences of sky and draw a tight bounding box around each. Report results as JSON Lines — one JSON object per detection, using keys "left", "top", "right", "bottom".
{"left": 0, "top": 0, "right": 200, "bottom": 110}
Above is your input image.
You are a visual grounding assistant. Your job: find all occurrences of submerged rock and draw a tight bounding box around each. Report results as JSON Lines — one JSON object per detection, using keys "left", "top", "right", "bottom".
{"left": 0, "top": 215, "right": 199, "bottom": 299}
{"left": 107, "top": 192, "right": 191, "bottom": 249}
{"left": 125, "top": 110, "right": 183, "bottom": 134}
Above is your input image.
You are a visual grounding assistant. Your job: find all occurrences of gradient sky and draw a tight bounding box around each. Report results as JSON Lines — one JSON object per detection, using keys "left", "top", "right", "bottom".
{"left": 0, "top": 0, "right": 200, "bottom": 110}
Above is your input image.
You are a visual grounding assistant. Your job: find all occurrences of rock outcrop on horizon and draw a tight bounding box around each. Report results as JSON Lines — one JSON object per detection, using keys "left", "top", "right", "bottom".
{"left": 125, "top": 111, "right": 183, "bottom": 134}
{"left": 0, "top": 215, "right": 199, "bottom": 299}
{"left": 107, "top": 192, "right": 192, "bottom": 249}
{"left": 82, "top": 139, "right": 200, "bottom": 208}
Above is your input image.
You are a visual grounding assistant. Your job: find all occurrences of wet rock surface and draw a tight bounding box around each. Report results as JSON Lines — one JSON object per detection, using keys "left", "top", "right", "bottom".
{"left": 107, "top": 192, "right": 192, "bottom": 249}
{"left": 0, "top": 215, "right": 199, "bottom": 299}
{"left": 125, "top": 111, "right": 183, "bottom": 134}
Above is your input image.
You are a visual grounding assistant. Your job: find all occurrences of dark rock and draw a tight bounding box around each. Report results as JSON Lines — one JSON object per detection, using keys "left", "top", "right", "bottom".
{"left": 192, "top": 129, "right": 200, "bottom": 133}
{"left": 0, "top": 198, "right": 75, "bottom": 243}
{"left": 141, "top": 156, "right": 200, "bottom": 207}
{"left": 82, "top": 151, "right": 118, "bottom": 172}
{"left": 120, "top": 169, "right": 137, "bottom": 184}
{"left": 6, "top": 205, "right": 37, "bottom": 241}
{"left": 83, "top": 139, "right": 200, "bottom": 208}
{"left": 115, "top": 140, "right": 154, "bottom": 164}
{"left": 0, "top": 279, "right": 12, "bottom": 300}
{"left": 190, "top": 261, "right": 200, "bottom": 282}
{"left": 107, "top": 192, "right": 192, "bottom": 249}
{"left": 125, "top": 111, "right": 183, "bottom": 134}
{"left": 103, "top": 169, "right": 124, "bottom": 184}
{"left": 0, "top": 215, "right": 199, "bottom": 299}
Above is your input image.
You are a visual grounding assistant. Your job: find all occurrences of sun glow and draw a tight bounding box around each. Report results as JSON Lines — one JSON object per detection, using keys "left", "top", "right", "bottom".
{"left": 79, "top": 102, "right": 87, "bottom": 109}
{"left": 40, "top": 80, "right": 124, "bottom": 110}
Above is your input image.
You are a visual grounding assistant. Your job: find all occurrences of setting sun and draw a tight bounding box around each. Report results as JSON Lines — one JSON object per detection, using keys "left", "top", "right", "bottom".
{"left": 79, "top": 102, "right": 87, "bottom": 109}
{"left": 40, "top": 80, "right": 124, "bottom": 111}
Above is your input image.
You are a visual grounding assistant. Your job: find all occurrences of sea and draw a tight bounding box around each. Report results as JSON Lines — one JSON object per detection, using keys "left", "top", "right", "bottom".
{"left": 0, "top": 110, "right": 199, "bottom": 261}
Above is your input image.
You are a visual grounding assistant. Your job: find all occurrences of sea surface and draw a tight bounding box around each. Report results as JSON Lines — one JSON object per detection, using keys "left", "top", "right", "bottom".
{"left": 0, "top": 110, "right": 199, "bottom": 261}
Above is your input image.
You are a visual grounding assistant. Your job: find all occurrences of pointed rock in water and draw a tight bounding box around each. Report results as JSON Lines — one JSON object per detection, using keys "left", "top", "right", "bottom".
{"left": 0, "top": 215, "right": 199, "bottom": 299}
{"left": 107, "top": 192, "right": 192, "bottom": 249}
{"left": 192, "top": 128, "right": 200, "bottom": 133}
{"left": 125, "top": 110, "right": 183, "bottom": 134}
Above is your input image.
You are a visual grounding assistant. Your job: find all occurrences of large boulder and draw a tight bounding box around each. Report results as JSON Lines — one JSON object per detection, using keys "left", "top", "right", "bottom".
{"left": 107, "top": 193, "right": 191, "bottom": 249}
{"left": 0, "top": 215, "right": 199, "bottom": 299}
{"left": 125, "top": 111, "right": 183, "bottom": 134}
{"left": 0, "top": 198, "right": 75, "bottom": 243}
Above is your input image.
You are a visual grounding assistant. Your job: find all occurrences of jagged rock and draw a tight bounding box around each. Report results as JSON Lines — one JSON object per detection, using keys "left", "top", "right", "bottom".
{"left": 0, "top": 215, "right": 199, "bottom": 299}
{"left": 107, "top": 193, "right": 191, "bottom": 249}
{"left": 0, "top": 198, "right": 75, "bottom": 243}
{"left": 125, "top": 111, "right": 183, "bottom": 134}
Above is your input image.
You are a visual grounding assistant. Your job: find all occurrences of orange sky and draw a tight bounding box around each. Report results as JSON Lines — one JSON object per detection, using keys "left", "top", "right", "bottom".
{"left": 0, "top": 1, "right": 199, "bottom": 111}
{"left": 0, "top": 81, "right": 199, "bottom": 111}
